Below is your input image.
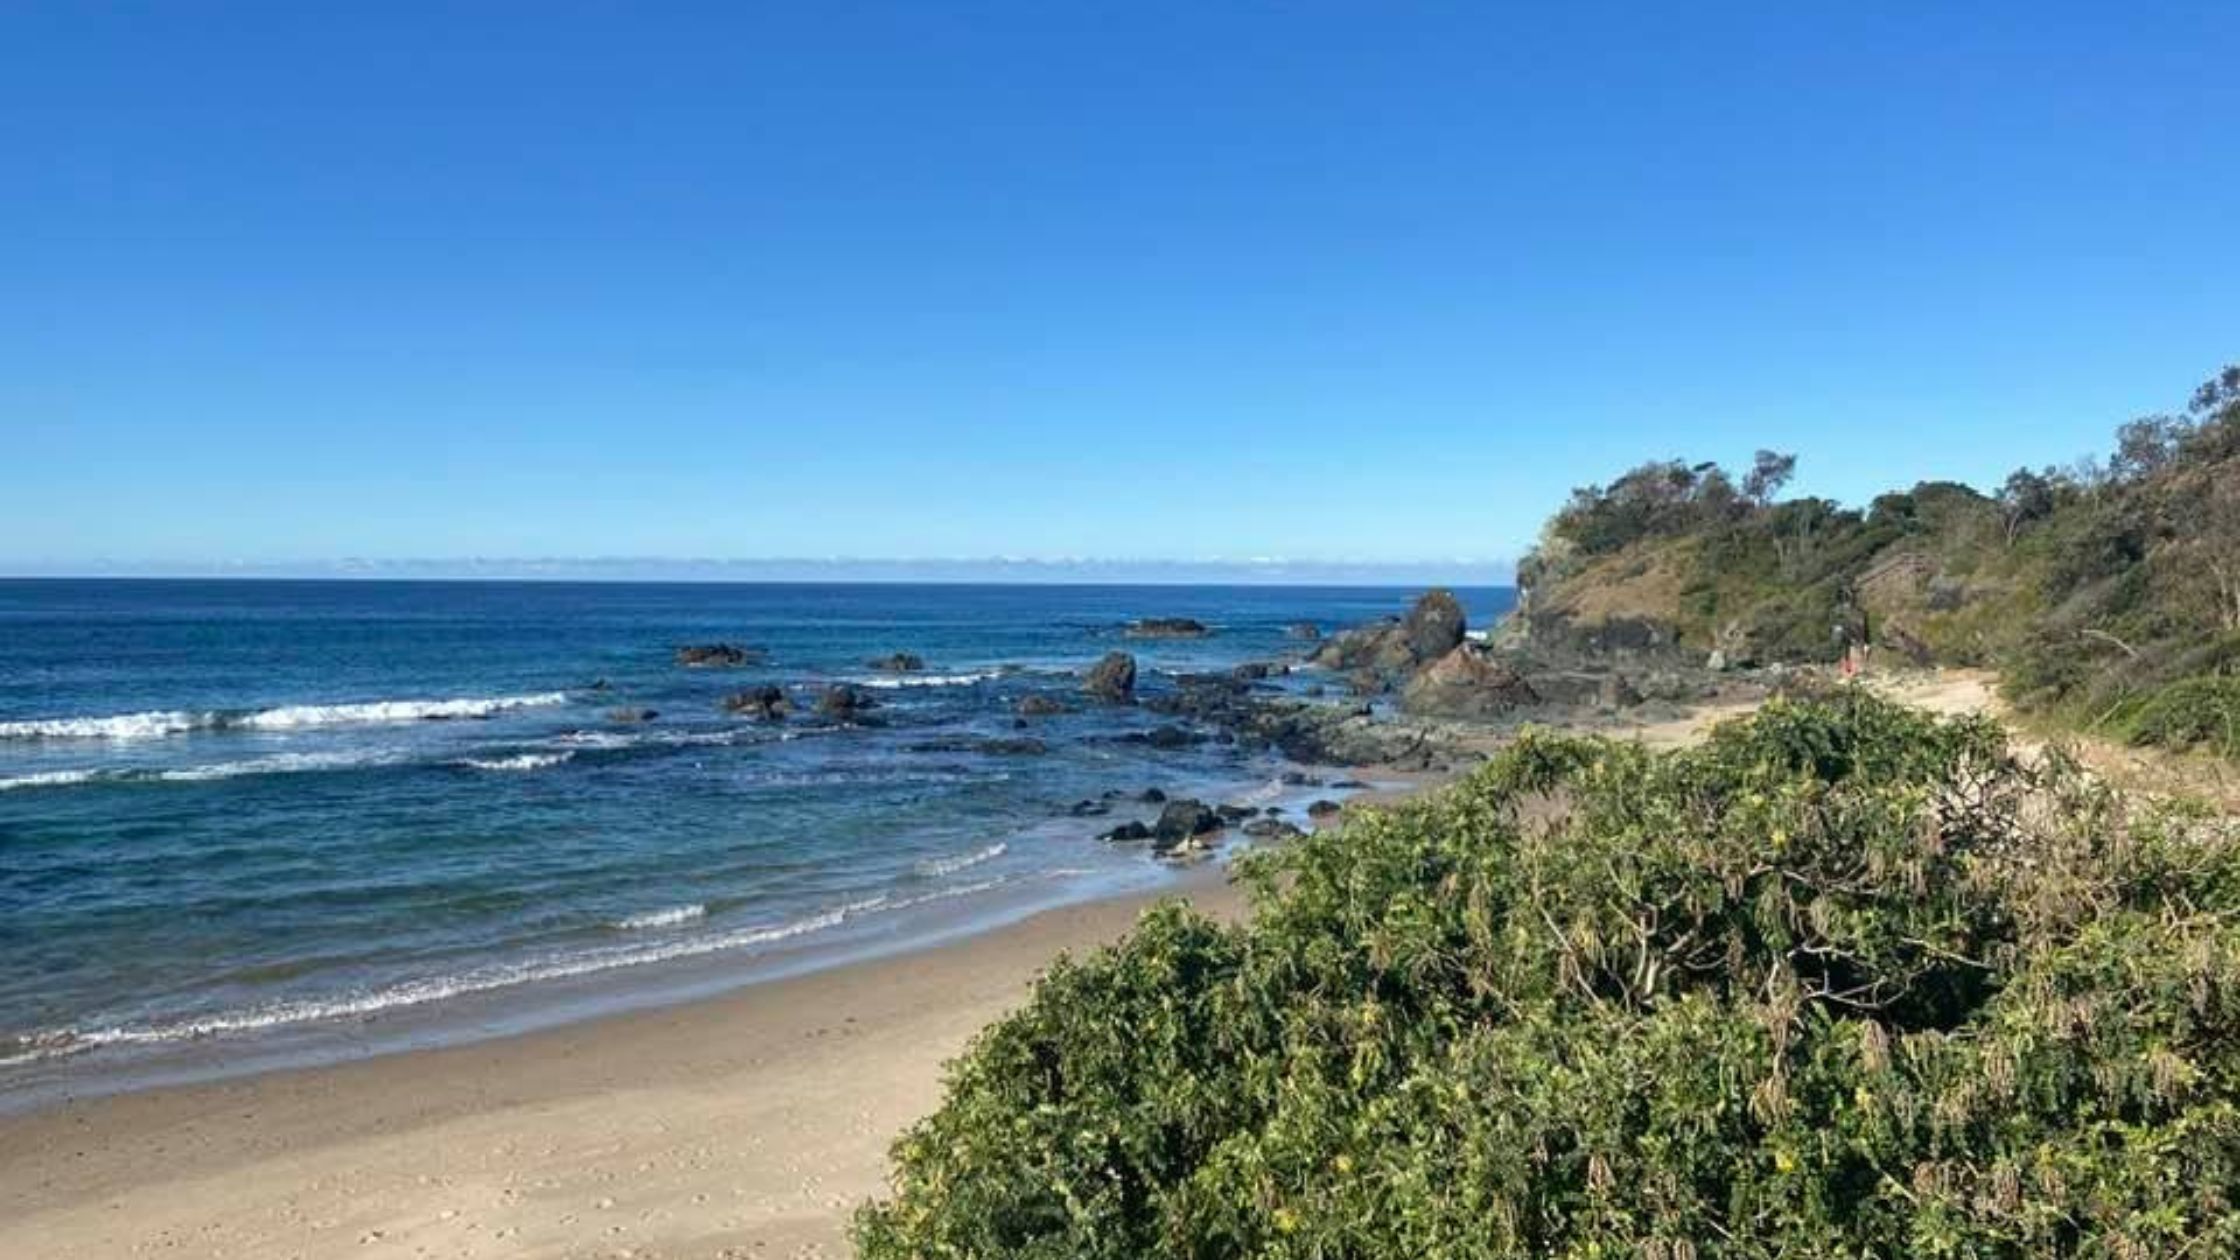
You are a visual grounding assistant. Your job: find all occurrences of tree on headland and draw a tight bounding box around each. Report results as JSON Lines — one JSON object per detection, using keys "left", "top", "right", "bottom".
{"left": 1742, "top": 448, "right": 1797, "bottom": 506}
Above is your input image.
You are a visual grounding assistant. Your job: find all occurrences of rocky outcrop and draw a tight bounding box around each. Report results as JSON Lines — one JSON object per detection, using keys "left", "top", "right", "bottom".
{"left": 675, "top": 644, "right": 763, "bottom": 668}
{"left": 1310, "top": 589, "right": 1466, "bottom": 679}
{"left": 1400, "top": 643, "right": 1542, "bottom": 719}
{"left": 1082, "top": 651, "right": 1137, "bottom": 702}
{"left": 721, "top": 685, "right": 792, "bottom": 721}
{"left": 866, "top": 652, "right": 926, "bottom": 672}
{"left": 1285, "top": 622, "right": 1323, "bottom": 641}
{"left": 1015, "top": 695, "right": 1070, "bottom": 717}
{"left": 1143, "top": 674, "right": 1455, "bottom": 768}
{"left": 1123, "top": 617, "right": 1210, "bottom": 639}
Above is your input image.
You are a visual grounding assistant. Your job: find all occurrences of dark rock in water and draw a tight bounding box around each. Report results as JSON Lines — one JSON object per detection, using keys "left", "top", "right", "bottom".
{"left": 1069, "top": 799, "right": 1111, "bottom": 817}
{"left": 1150, "top": 800, "right": 1223, "bottom": 855}
{"left": 587, "top": 678, "right": 611, "bottom": 691}
{"left": 1263, "top": 805, "right": 1285, "bottom": 816}
{"left": 907, "top": 737, "right": 1049, "bottom": 756}
{"left": 1100, "top": 821, "right": 1154, "bottom": 843}
{"left": 722, "top": 684, "right": 792, "bottom": 721}
{"left": 1280, "top": 770, "right": 1322, "bottom": 787}
{"left": 1242, "top": 818, "right": 1304, "bottom": 840}
{"left": 1016, "top": 695, "right": 1070, "bottom": 717}
{"left": 1232, "top": 661, "right": 1286, "bottom": 681}
{"left": 1215, "top": 803, "right": 1256, "bottom": 822}
{"left": 1139, "top": 787, "right": 1168, "bottom": 803}
{"left": 1286, "top": 622, "right": 1322, "bottom": 641}
{"left": 1401, "top": 642, "right": 1542, "bottom": 719}
{"left": 1123, "top": 617, "right": 1210, "bottom": 639}
{"left": 675, "top": 643, "right": 762, "bottom": 668}
{"left": 1331, "top": 778, "right": 1370, "bottom": 790}
{"left": 817, "top": 684, "right": 880, "bottom": 722}
{"left": 607, "top": 707, "right": 659, "bottom": 723}
{"left": 1306, "top": 798, "right": 1343, "bottom": 819}
{"left": 865, "top": 652, "right": 926, "bottom": 672}
{"left": 1303, "top": 683, "right": 1326, "bottom": 698}
{"left": 1082, "top": 651, "right": 1137, "bottom": 702}
{"left": 1129, "top": 724, "right": 1203, "bottom": 751}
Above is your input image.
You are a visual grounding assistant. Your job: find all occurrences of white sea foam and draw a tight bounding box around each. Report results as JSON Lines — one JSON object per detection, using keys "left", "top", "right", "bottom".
{"left": 850, "top": 670, "right": 1004, "bottom": 690}
{"left": 238, "top": 693, "right": 571, "bottom": 730}
{"left": 156, "top": 750, "right": 406, "bottom": 782}
{"left": 0, "top": 768, "right": 109, "bottom": 792}
{"left": 916, "top": 841, "right": 1008, "bottom": 878}
{"left": 457, "top": 751, "right": 575, "bottom": 773}
{"left": 0, "top": 710, "right": 208, "bottom": 740}
{"left": 0, "top": 693, "right": 571, "bottom": 742}
{"left": 614, "top": 903, "right": 707, "bottom": 930}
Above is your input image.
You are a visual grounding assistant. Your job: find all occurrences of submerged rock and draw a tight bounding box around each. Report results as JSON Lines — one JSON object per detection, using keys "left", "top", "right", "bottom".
{"left": 817, "top": 684, "right": 880, "bottom": 722}
{"left": 675, "top": 643, "right": 762, "bottom": 668}
{"left": 1123, "top": 617, "right": 1210, "bottom": 639}
{"left": 721, "top": 685, "right": 792, "bottom": 721}
{"left": 1015, "top": 695, "right": 1070, "bottom": 717}
{"left": 906, "top": 737, "right": 1049, "bottom": 756}
{"left": 866, "top": 652, "right": 927, "bottom": 672}
{"left": 1082, "top": 651, "right": 1138, "bottom": 702}
{"left": 606, "top": 707, "right": 659, "bottom": 724}
{"left": 1285, "top": 622, "right": 1323, "bottom": 641}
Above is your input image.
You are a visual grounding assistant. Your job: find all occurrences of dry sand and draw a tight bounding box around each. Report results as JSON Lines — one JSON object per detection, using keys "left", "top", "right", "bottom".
{"left": 1, "top": 873, "right": 1243, "bottom": 1260}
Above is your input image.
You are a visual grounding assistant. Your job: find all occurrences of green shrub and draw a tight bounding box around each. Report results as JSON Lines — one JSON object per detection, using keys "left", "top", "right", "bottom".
{"left": 2115, "top": 677, "right": 2240, "bottom": 758}
{"left": 857, "top": 694, "right": 2240, "bottom": 1257}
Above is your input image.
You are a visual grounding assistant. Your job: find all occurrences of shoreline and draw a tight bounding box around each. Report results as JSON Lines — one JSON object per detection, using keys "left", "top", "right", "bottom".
{"left": 0, "top": 865, "right": 1247, "bottom": 1260}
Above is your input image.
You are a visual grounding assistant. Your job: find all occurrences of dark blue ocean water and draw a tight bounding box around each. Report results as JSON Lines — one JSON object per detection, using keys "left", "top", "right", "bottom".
{"left": 0, "top": 580, "right": 1511, "bottom": 1098}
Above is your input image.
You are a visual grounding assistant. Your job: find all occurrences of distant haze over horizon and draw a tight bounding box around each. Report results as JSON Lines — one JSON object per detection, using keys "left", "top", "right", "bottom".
{"left": 3, "top": 557, "right": 1518, "bottom": 587}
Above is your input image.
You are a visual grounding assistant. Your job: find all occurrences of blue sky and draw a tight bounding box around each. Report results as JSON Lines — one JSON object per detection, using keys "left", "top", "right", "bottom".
{"left": 5, "top": 3, "right": 2235, "bottom": 578}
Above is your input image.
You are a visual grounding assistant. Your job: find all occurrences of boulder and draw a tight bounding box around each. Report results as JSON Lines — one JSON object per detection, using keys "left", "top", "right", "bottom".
{"left": 1068, "top": 799, "right": 1111, "bottom": 817}
{"left": 721, "top": 685, "right": 793, "bottom": 721}
{"left": 1285, "top": 622, "right": 1323, "bottom": 641}
{"left": 1139, "top": 787, "right": 1168, "bottom": 803}
{"left": 1123, "top": 617, "right": 1210, "bottom": 639}
{"left": 1151, "top": 800, "right": 1223, "bottom": 855}
{"left": 866, "top": 652, "right": 926, "bottom": 672}
{"left": 1232, "top": 661, "right": 1274, "bottom": 681}
{"left": 1306, "top": 799, "right": 1343, "bottom": 819}
{"left": 606, "top": 707, "right": 659, "bottom": 724}
{"left": 1100, "top": 821, "right": 1154, "bottom": 843}
{"left": 1135, "top": 724, "right": 1203, "bottom": 750}
{"left": 675, "top": 643, "right": 762, "bottom": 668}
{"left": 1400, "top": 643, "right": 1543, "bottom": 719}
{"left": 1215, "top": 803, "right": 1257, "bottom": 822}
{"left": 1082, "top": 651, "right": 1138, "bottom": 702}
{"left": 1242, "top": 818, "right": 1304, "bottom": 841}
{"left": 1400, "top": 588, "right": 1468, "bottom": 664}
{"left": 1016, "top": 695, "right": 1070, "bottom": 717}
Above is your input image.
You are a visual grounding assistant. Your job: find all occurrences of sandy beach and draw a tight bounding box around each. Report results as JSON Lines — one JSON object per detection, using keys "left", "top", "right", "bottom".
{"left": 1, "top": 871, "right": 1245, "bottom": 1260}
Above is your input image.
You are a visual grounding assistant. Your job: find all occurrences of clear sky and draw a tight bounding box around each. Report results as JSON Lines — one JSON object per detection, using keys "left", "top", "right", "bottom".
{"left": 5, "top": 3, "right": 2235, "bottom": 578}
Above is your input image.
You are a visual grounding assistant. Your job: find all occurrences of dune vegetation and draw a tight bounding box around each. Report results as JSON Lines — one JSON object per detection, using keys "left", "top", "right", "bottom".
{"left": 856, "top": 692, "right": 2240, "bottom": 1256}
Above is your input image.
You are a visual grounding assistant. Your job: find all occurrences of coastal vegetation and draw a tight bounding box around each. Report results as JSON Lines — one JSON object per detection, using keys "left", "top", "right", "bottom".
{"left": 1514, "top": 364, "right": 2240, "bottom": 759}
{"left": 856, "top": 692, "right": 2240, "bottom": 1255}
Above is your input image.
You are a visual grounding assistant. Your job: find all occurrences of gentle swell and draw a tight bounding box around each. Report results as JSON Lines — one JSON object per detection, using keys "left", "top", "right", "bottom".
{"left": 0, "top": 875, "right": 1036, "bottom": 1068}
{"left": 916, "top": 841, "right": 1008, "bottom": 878}
{"left": 0, "top": 693, "right": 571, "bottom": 741}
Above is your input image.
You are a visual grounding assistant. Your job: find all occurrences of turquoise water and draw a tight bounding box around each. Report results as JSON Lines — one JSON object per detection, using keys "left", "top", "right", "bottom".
{"left": 0, "top": 580, "right": 1512, "bottom": 1099}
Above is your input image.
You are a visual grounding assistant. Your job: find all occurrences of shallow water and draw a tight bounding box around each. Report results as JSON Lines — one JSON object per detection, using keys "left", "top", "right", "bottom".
{"left": 0, "top": 579, "right": 1511, "bottom": 1099}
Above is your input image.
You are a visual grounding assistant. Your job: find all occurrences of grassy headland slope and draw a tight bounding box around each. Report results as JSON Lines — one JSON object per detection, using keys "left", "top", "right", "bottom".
{"left": 1513, "top": 364, "right": 2240, "bottom": 758}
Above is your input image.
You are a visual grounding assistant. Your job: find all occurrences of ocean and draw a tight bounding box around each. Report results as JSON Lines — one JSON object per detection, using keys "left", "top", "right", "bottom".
{"left": 0, "top": 579, "right": 1512, "bottom": 1105}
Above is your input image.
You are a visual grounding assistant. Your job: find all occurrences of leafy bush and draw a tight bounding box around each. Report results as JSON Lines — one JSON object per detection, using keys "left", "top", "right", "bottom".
{"left": 858, "top": 694, "right": 2240, "bottom": 1257}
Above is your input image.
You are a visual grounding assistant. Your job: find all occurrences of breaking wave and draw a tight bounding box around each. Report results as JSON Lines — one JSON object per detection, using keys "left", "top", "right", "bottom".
{"left": 0, "top": 693, "right": 571, "bottom": 741}
{"left": 916, "top": 841, "right": 1008, "bottom": 878}
{"left": 613, "top": 903, "right": 707, "bottom": 931}
{"left": 456, "top": 751, "right": 575, "bottom": 773}
{"left": 851, "top": 670, "right": 1005, "bottom": 690}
